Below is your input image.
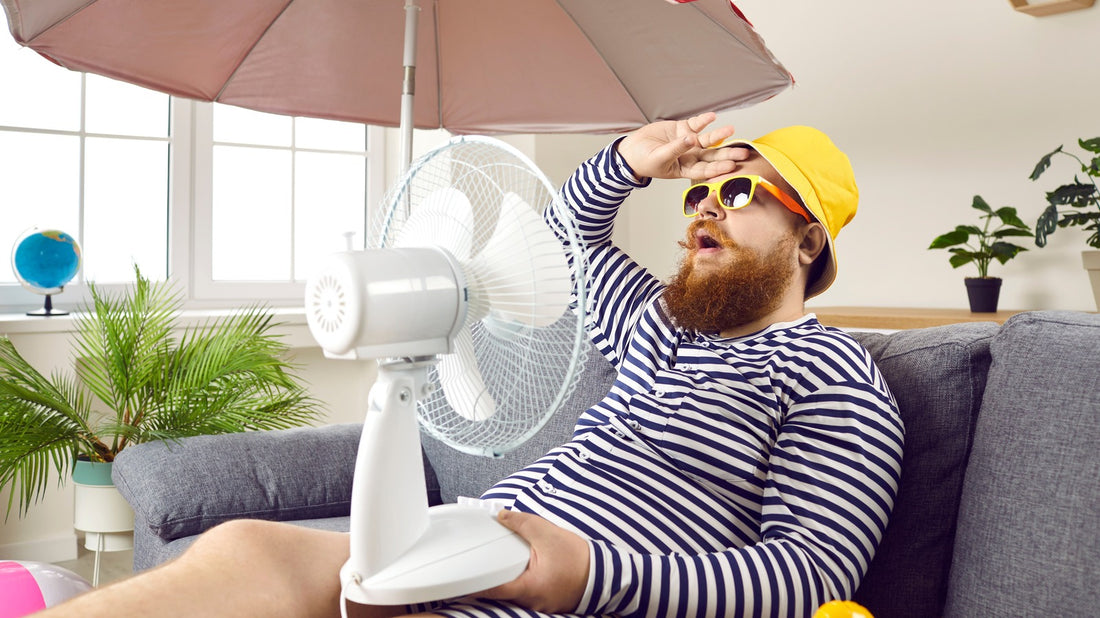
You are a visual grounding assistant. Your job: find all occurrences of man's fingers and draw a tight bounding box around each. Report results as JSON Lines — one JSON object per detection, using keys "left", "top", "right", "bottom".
{"left": 685, "top": 111, "right": 718, "bottom": 133}
{"left": 496, "top": 509, "right": 545, "bottom": 541}
{"left": 698, "top": 125, "right": 736, "bottom": 149}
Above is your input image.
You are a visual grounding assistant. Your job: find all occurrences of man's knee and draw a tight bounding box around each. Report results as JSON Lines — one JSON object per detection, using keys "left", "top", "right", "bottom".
{"left": 181, "top": 520, "right": 349, "bottom": 617}
{"left": 189, "top": 519, "right": 280, "bottom": 558}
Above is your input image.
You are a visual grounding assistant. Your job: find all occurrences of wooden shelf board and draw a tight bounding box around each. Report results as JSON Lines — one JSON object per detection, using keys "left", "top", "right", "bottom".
{"left": 1010, "top": 0, "right": 1095, "bottom": 16}
{"left": 808, "top": 306, "right": 1024, "bottom": 330}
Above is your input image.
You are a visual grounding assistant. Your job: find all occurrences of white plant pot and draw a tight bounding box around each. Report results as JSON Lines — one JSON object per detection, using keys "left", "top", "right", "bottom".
{"left": 1084, "top": 250, "right": 1100, "bottom": 312}
{"left": 72, "top": 460, "right": 134, "bottom": 552}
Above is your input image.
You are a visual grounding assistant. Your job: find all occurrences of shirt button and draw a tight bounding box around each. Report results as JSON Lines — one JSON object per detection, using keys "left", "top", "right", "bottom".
{"left": 654, "top": 390, "right": 665, "bottom": 397}
{"left": 629, "top": 420, "right": 641, "bottom": 430}
{"left": 578, "top": 451, "right": 590, "bottom": 460}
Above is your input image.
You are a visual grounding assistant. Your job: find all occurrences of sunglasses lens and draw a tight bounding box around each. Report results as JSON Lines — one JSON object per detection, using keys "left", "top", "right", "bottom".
{"left": 684, "top": 185, "right": 710, "bottom": 215}
{"left": 721, "top": 177, "right": 753, "bottom": 209}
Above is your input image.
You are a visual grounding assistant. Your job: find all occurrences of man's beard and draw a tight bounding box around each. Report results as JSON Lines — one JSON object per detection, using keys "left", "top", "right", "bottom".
{"left": 662, "top": 219, "right": 798, "bottom": 334}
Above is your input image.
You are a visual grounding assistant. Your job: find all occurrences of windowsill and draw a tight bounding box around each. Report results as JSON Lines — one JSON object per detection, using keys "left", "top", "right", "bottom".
{"left": 0, "top": 307, "right": 312, "bottom": 343}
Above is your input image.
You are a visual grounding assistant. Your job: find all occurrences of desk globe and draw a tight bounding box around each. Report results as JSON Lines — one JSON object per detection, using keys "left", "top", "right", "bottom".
{"left": 11, "top": 229, "right": 82, "bottom": 316}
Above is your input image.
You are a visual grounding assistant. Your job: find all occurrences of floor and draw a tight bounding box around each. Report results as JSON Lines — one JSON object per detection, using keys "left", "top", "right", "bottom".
{"left": 53, "top": 546, "right": 134, "bottom": 588}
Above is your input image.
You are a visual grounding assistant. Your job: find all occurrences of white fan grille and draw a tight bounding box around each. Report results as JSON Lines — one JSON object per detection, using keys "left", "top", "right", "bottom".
{"left": 370, "top": 137, "right": 588, "bottom": 457}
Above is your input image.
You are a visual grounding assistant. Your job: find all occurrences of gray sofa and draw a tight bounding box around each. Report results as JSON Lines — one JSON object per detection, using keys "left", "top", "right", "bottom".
{"left": 113, "top": 310, "right": 1100, "bottom": 617}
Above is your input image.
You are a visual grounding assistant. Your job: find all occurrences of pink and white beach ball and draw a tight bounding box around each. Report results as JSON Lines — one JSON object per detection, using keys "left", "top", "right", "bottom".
{"left": 0, "top": 560, "right": 92, "bottom": 617}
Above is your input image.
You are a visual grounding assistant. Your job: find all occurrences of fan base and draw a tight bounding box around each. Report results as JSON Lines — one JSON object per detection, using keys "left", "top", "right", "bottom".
{"left": 340, "top": 503, "right": 529, "bottom": 606}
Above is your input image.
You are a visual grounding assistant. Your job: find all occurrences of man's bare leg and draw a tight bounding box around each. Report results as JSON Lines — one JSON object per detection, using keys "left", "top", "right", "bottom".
{"left": 36, "top": 519, "right": 411, "bottom": 618}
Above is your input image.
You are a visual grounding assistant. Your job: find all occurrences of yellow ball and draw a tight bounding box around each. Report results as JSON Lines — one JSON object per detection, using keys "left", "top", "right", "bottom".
{"left": 813, "top": 600, "right": 873, "bottom": 618}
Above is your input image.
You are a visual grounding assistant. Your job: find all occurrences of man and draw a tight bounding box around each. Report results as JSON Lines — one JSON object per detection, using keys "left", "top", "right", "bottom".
{"left": 41, "top": 113, "right": 902, "bottom": 618}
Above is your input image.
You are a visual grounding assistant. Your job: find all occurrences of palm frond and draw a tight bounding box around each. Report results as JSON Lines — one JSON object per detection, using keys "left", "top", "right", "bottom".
{"left": 2, "top": 266, "right": 322, "bottom": 516}
{"left": 108, "top": 303, "right": 322, "bottom": 445}
{"left": 0, "top": 382, "right": 97, "bottom": 518}
{"left": 0, "top": 338, "right": 89, "bottom": 427}
{"left": 74, "top": 272, "right": 181, "bottom": 427}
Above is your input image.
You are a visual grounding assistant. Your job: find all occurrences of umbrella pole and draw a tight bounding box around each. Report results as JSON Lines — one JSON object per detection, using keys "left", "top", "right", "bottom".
{"left": 399, "top": 0, "right": 420, "bottom": 174}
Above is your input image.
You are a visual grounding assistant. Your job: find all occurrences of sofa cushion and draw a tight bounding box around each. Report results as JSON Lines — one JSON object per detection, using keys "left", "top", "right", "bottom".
{"left": 849, "top": 321, "right": 999, "bottom": 618}
{"left": 114, "top": 423, "right": 374, "bottom": 541}
{"left": 422, "top": 342, "right": 617, "bottom": 503}
{"left": 132, "top": 515, "right": 354, "bottom": 572}
{"left": 945, "top": 311, "right": 1100, "bottom": 616}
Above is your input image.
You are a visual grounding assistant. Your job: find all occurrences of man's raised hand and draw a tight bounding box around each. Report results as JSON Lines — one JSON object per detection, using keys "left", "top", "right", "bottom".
{"left": 617, "top": 112, "right": 744, "bottom": 182}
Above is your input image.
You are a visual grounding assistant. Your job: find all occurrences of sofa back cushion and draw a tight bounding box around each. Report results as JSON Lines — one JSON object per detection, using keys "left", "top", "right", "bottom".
{"left": 114, "top": 423, "right": 367, "bottom": 541}
{"left": 945, "top": 311, "right": 1100, "bottom": 617}
{"left": 421, "top": 342, "right": 617, "bottom": 503}
{"left": 850, "top": 321, "right": 998, "bottom": 618}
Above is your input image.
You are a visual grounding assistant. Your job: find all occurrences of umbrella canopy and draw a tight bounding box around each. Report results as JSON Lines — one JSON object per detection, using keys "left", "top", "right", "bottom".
{"left": 1, "top": 0, "right": 791, "bottom": 135}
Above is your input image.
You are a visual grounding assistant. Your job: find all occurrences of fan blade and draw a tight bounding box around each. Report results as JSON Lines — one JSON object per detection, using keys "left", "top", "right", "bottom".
{"left": 465, "top": 192, "right": 571, "bottom": 327}
{"left": 437, "top": 327, "right": 496, "bottom": 421}
{"left": 395, "top": 187, "right": 475, "bottom": 260}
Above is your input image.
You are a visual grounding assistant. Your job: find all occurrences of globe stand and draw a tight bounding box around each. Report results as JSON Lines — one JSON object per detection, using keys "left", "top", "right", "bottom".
{"left": 27, "top": 294, "right": 69, "bottom": 317}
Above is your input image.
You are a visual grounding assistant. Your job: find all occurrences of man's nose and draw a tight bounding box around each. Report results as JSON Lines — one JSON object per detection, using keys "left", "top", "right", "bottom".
{"left": 695, "top": 190, "right": 725, "bottom": 220}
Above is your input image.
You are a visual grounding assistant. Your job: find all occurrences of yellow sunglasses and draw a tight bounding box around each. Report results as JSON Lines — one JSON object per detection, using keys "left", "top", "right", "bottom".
{"left": 682, "top": 175, "right": 811, "bottom": 222}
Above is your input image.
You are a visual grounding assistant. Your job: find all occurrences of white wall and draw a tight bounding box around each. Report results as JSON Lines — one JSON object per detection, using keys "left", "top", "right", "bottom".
{"left": 593, "top": 0, "right": 1100, "bottom": 311}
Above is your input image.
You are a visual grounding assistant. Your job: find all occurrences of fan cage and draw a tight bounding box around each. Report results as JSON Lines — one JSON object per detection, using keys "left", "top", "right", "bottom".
{"left": 370, "top": 136, "right": 589, "bottom": 457}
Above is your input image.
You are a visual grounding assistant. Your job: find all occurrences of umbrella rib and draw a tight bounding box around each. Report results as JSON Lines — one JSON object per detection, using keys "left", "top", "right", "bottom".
{"left": 553, "top": 1, "right": 791, "bottom": 123}
{"left": 212, "top": 0, "right": 297, "bottom": 102}
{"left": 551, "top": 0, "right": 646, "bottom": 122}
{"left": 12, "top": 0, "right": 97, "bottom": 45}
{"left": 692, "top": 2, "right": 792, "bottom": 82}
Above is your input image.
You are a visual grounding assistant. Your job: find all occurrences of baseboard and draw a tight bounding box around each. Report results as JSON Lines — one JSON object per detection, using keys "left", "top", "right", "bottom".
{"left": 0, "top": 532, "right": 78, "bottom": 563}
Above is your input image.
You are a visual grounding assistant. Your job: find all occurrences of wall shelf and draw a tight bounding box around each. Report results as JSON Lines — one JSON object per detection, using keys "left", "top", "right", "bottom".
{"left": 1010, "top": 0, "right": 1095, "bottom": 16}
{"left": 809, "top": 306, "right": 1024, "bottom": 330}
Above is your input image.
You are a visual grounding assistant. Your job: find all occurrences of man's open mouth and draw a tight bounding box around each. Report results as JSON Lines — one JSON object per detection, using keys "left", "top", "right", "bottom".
{"left": 696, "top": 231, "right": 722, "bottom": 251}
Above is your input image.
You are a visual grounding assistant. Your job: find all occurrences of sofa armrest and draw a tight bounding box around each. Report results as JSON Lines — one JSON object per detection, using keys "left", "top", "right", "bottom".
{"left": 113, "top": 423, "right": 364, "bottom": 542}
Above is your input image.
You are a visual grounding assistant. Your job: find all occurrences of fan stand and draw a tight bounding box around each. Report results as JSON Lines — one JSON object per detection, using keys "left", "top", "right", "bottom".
{"left": 339, "top": 357, "right": 530, "bottom": 607}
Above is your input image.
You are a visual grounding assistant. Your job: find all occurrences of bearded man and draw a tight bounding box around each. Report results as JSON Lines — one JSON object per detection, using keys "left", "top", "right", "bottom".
{"left": 405, "top": 114, "right": 903, "bottom": 616}
{"left": 40, "top": 114, "right": 903, "bottom": 618}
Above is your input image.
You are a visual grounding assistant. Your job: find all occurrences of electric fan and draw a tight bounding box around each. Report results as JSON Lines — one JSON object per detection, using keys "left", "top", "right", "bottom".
{"left": 305, "top": 135, "right": 589, "bottom": 607}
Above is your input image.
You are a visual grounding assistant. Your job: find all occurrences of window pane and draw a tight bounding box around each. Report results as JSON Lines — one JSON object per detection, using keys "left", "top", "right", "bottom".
{"left": 0, "top": 36, "right": 81, "bottom": 131}
{"left": 0, "top": 131, "right": 81, "bottom": 284}
{"left": 212, "top": 145, "right": 292, "bottom": 280}
{"left": 296, "top": 117, "right": 367, "bottom": 151}
{"left": 85, "top": 75, "right": 170, "bottom": 138}
{"left": 295, "top": 152, "right": 366, "bottom": 279}
{"left": 83, "top": 138, "right": 169, "bottom": 283}
{"left": 213, "top": 104, "right": 291, "bottom": 147}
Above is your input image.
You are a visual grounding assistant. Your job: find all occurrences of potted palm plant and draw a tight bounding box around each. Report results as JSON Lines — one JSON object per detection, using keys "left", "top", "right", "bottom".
{"left": 0, "top": 267, "right": 323, "bottom": 532}
{"left": 1028, "top": 138, "right": 1100, "bottom": 310}
{"left": 929, "top": 195, "right": 1034, "bottom": 312}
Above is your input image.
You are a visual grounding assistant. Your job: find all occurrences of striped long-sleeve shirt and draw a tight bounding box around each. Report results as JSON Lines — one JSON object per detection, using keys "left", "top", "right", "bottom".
{"left": 432, "top": 141, "right": 904, "bottom": 618}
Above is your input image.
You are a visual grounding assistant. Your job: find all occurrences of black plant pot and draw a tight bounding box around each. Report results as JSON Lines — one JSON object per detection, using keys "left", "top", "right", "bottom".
{"left": 964, "top": 277, "right": 1002, "bottom": 313}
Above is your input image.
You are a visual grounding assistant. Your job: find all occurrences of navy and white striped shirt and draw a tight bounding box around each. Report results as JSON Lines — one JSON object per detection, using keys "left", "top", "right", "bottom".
{"left": 433, "top": 142, "right": 903, "bottom": 618}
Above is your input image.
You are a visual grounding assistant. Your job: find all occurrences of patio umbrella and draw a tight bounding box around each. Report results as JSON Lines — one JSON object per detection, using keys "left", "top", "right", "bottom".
{"left": 1, "top": 0, "right": 792, "bottom": 153}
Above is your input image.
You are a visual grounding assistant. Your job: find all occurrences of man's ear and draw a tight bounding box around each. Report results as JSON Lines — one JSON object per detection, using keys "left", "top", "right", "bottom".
{"left": 798, "top": 222, "right": 828, "bottom": 266}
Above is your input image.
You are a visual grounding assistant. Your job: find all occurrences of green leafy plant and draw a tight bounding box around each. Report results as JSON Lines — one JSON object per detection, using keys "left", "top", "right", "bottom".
{"left": 0, "top": 267, "right": 323, "bottom": 517}
{"left": 1030, "top": 138, "right": 1100, "bottom": 249}
{"left": 929, "top": 195, "right": 1034, "bottom": 278}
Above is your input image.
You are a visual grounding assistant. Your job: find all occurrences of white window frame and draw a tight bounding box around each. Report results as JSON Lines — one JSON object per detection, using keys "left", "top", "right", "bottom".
{"left": 182, "top": 100, "right": 385, "bottom": 305}
{"left": 0, "top": 96, "right": 386, "bottom": 314}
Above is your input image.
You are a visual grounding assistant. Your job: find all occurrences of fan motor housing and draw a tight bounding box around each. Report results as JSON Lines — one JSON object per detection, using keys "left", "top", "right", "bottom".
{"left": 305, "top": 247, "right": 467, "bottom": 360}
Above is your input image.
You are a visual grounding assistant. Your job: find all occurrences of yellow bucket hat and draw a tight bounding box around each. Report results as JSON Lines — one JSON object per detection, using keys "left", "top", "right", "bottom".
{"left": 718, "top": 126, "right": 859, "bottom": 299}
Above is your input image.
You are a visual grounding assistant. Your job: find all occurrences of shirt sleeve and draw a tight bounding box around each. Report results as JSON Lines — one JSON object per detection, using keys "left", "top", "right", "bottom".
{"left": 543, "top": 139, "right": 666, "bottom": 368}
{"left": 577, "top": 379, "right": 905, "bottom": 618}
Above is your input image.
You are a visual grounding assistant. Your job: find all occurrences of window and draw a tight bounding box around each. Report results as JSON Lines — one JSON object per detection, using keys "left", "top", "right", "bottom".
{"left": 0, "top": 36, "right": 384, "bottom": 313}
